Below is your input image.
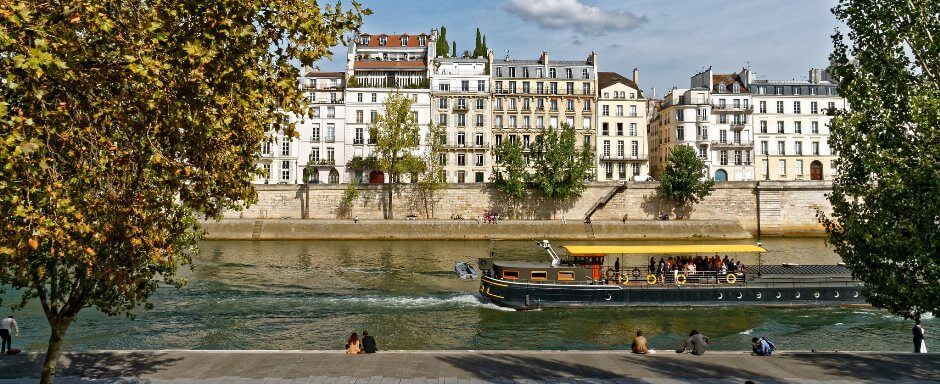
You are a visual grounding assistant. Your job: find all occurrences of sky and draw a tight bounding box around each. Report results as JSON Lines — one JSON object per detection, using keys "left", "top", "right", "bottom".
{"left": 313, "top": 0, "right": 844, "bottom": 97}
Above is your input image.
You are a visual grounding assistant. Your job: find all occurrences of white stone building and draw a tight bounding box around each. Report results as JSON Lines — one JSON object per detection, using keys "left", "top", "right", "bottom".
{"left": 749, "top": 68, "right": 845, "bottom": 181}
{"left": 596, "top": 70, "right": 649, "bottom": 181}
{"left": 430, "top": 58, "right": 492, "bottom": 183}
{"left": 344, "top": 31, "right": 437, "bottom": 184}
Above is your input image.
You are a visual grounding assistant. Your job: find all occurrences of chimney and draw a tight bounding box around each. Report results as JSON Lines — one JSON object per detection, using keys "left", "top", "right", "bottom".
{"left": 809, "top": 68, "right": 822, "bottom": 84}
{"left": 633, "top": 68, "right": 639, "bottom": 84}
{"left": 539, "top": 51, "right": 548, "bottom": 64}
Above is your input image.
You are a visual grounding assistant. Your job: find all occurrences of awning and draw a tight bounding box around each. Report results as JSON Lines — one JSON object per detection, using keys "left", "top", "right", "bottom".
{"left": 562, "top": 244, "right": 766, "bottom": 256}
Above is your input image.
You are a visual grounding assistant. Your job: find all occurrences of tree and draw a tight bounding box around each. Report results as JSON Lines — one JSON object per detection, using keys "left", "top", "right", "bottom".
{"left": 0, "top": 1, "right": 366, "bottom": 383}
{"left": 337, "top": 182, "right": 360, "bottom": 219}
{"left": 369, "top": 93, "right": 422, "bottom": 219}
{"left": 474, "top": 28, "right": 482, "bottom": 57}
{"left": 452, "top": 42, "right": 457, "bottom": 58}
{"left": 529, "top": 124, "right": 594, "bottom": 200}
{"left": 416, "top": 123, "right": 446, "bottom": 218}
{"left": 482, "top": 35, "right": 488, "bottom": 56}
{"left": 436, "top": 26, "right": 449, "bottom": 57}
{"left": 656, "top": 145, "right": 715, "bottom": 219}
{"left": 819, "top": 0, "right": 940, "bottom": 321}
{"left": 492, "top": 139, "right": 528, "bottom": 218}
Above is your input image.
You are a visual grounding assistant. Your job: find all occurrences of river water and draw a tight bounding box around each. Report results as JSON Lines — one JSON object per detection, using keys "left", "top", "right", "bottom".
{"left": 3, "top": 238, "right": 934, "bottom": 352}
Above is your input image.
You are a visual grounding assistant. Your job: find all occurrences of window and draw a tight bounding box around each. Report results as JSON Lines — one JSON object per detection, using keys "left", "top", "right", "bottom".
{"left": 630, "top": 105, "right": 637, "bottom": 117}
{"left": 566, "top": 82, "right": 574, "bottom": 94}
{"left": 378, "top": 36, "right": 387, "bottom": 46}
{"left": 457, "top": 170, "right": 465, "bottom": 183}
{"left": 311, "top": 147, "right": 320, "bottom": 161}
{"left": 629, "top": 123, "right": 637, "bottom": 136}
{"left": 502, "top": 270, "right": 519, "bottom": 280}
{"left": 617, "top": 140, "right": 624, "bottom": 157}
{"left": 281, "top": 137, "right": 290, "bottom": 156}
{"left": 475, "top": 154, "right": 484, "bottom": 167}
{"left": 796, "top": 159, "right": 804, "bottom": 176}
{"left": 523, "top": 135, "right": 530, "bottom": 149}
{"left": 720, "top": 151, "right": 728, "bottom": 165}
{"left": 603, "top": 140, "right": 610, "bottom": 157}
{"left": 794, "top": 121, "right": 802, "bottom": 134}
{"left": 281, "top": 160, "right": 291, "bottom": 180}
{"left": 354, "top": 128, "right": 364, "bottom": 144}
{"left": 566, "top": 99, "right": 574, "bottom": 111}
{"left": 476, "top": 99, "right": 485, "bottom": 109}
{"left": 631, "top": 141, "right": 638, "bottom": 158}
{"left": 618, "top": 163, "right": 626, "bottom": 179}
{"left": 457, "top": 154, "right": 466, "bottom": 166}
{"left": 261, "top": 163, "right": 271, "bottom": 180}
{"left": 477, "top": 80, "right": 486, "bottom": 92}
{"left": 795, "top": 141, "right": 803, "bottom": 155}
{"left": 326, "top": 124, "right": 335, "bottom": 142}
{"left": 760, "top": 121, "right": 767, "bottom": 133}
{"left": 793, "top": 86, "right": 801, "bottom": 95}
{"left": 475, "top": 172, "right": 484, "bottom": 183}
{"left": 582, "top": 82, "right": 591, "bottom": 95}
{"left": 677, "top": 127, "right": 685, "bottom": 141}
{"left": 537, "top": 82, "right": 544, "bottom": 94}
{"left": 566, "top": 117, "right": 574, "bottom": 128}
{"left": 550, "top": 82, "right": 558, "bottom": 94}
{"left": 509, "top": 81, "right": 516, "bottom": 94}
{"left": 812, "top": 141, "right": 820, "bottom": 155}
{"left": 565, "top": 68, "right": 572, "bottom": 79}
{"left": 537, "top": 116, "right": 544, "bottom": 128}
{"left": 779, "top": 159, "right": 787, "bottom": 175}
{"left": 604, "top": 162, "right": 613, "bottom": 179}
{"left": 495, "top": 67, "right": 502, "bottom": 77}
{"left": 509, "top": 116, "right": 516, "bottom": 128}
{"left": 761, "top": 141, "right": 769, "bottom": 155}
{"left": 327, "top": 147, "right": 335, "bottom": 163}
{"left": 602, "top": 105, "right": 610, "bottom": 116}
{"left": 356, "top": 110, "right": 364, "bottom": 123}
{"left": 357, "top": 93, "right": 363, "bottom": 102}
{"left": 475, "top": 114, "right": 484, "bottom": 127}
{"left": 811, "top": 101, "right": 819, "bottom": 114}
{"left": 777, "top": 121, "right": 785, "bottom": 133}
{"left": 550, "top": 100, "right": 558, "bottom": 111}
{"left": 457, "top": 113, "right": 466, "bottom": 127}
{"left": 719, "top": 99, "right": 727, "bottom": 108}
{"left": 461, "top": 80, "right": 470, "bottom": 92}
{"left": 759, "top": 101, "right": 767, "bottom": 113}
{"left": 812, "top": 121, "right": 819, "bottom": 134}
{"left": 371, "top": 93, "right": 377, "bottom": 102}
{"left": 777, "top": 141, "right": 786, "bottom": 155}
{"left": 583, "top": 99, "right": 591, "bottom": 111}
{"left": 601, "top": 123, "right": 609, "bottom": 136}
{"left": 262, "top": 141, "right": 271, "bottom": 155}
{"left": 582, "top": 117, "right": 591, "bottom": 130}
{"left": 495, "top": 115, "right": 503, "bottom": 128}
{"left": 734, "top": 150, "right": 742, "bottom": 165}
{"left": 508, "top": 67, "right": 516, "bottom": 78}
{"left": 438, "top": 113, "right": 448, "bottom": 125}
{"left": 549, "top": 68, "right": 556, "bottom": 78}
{"left": 793, "top": 101, "right": 802, "bottom": 114}
{"left": 776, "top": 101, "right": 784, "bottom": 114}
{"left": 557, "top": 271, "right": 575, "bottom": 281}
{"left": 582, "top": 68, "right": 589, "bottom": 79}
{"left": 476, "top": 133, "right": 484, "bottom": 146}
{"left": 698, "top": 146, "right": 707, "bottom": 159}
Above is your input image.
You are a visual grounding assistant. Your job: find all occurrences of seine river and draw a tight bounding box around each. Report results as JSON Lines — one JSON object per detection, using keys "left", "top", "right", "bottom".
{"left": 3, "top": 238, "right": 934, "bottom": 352}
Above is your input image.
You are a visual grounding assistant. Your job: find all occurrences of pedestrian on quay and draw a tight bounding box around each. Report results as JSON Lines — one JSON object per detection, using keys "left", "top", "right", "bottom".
{"left": 678, "top": 330, "right": 709, "bottom": 355}
{"left": 346, "top": 332, "right": 363, "bottom": 354}
{"left": 0, "top": 315, "right": 18, "bottom": 354}
{"left": 631, "top": 330, "right": 649, "bottom": 354}
{"left": 362, "top": 331, "right": 378, "bottom": 354}
{"left": 913, "top": 319, "right": 928, "bottom": 353}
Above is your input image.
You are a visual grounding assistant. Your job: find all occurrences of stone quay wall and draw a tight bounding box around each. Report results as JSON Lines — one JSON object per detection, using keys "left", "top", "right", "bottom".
{"left": 220, "top": 181, "right": 833, "bottom": 236}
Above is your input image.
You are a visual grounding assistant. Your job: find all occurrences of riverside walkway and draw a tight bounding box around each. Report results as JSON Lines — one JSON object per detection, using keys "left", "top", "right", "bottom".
{"left": 0, "top": 350, "right": 937, "bottom": 383}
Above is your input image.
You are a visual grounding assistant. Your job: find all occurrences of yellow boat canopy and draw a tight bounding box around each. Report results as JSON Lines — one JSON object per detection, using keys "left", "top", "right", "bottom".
{"left": 562, "top": 244, "right": 766, "bottom": 256}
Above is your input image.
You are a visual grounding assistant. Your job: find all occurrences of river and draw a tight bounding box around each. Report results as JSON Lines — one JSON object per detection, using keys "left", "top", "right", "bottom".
{"left": 2, "top": 238, "right": 933, "bottom": 352}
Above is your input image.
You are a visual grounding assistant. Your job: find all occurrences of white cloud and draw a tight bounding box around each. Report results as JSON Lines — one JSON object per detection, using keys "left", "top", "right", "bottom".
{"left": 504, "top": 0, "right": 647, "bottom": 35}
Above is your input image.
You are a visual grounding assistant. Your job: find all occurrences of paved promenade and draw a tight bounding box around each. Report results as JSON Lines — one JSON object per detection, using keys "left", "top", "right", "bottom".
{"left": 0, "top": 350, "right": 937, "bottom": 384}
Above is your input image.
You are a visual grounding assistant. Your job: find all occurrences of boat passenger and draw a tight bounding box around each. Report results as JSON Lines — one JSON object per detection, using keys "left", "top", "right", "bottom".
{"left": 631, "top": 330, "right": 649, "bottom": 354}
{"left": 648, "top": 257, "right": 656, "bottom": 274}
{"left": 614, "top": 258, "right": 621, "bottom": 274}
{"left": 680, "top": 330, "right": 709, "bottom": 355}
{"left": 346, "top": 332, "right": 363, "bottom": 354}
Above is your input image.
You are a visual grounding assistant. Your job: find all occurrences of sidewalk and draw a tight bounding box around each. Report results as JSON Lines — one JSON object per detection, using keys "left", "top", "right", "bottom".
{"left": 1, "top": 350, "right": 937, "bottom": 383}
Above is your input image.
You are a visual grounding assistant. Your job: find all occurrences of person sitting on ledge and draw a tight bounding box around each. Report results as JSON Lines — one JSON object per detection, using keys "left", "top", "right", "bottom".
{"left": 752, "top": 336, "right": 774, "bottom": 356}
{"left": 362, "top": 331, "right": 378, "bottom": 354}
{"left": 631, "top": 330, "right": 649, "bottom": 354}
{"left": 346, "top": 332, "right": 363, "bottom": 354}
{"left": 679, "top": 330, "right": 709, "bottom": 355}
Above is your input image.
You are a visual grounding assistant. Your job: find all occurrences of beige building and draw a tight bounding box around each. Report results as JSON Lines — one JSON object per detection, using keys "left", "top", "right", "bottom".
{"left": 489, "top": 51, "right": 598, "bottom": 169}
{"left": 431, "top": 58, "right": 492, "bottom": 183}
{"left": 750, "top": 68, "right": 845, "bottom": 181}
{"left": 596, "top": 70, "right": 649, "bottom": 181}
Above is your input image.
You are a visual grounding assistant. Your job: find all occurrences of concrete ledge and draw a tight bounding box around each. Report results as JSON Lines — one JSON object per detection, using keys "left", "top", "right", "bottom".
{"left": 201, "top": 219, "right": 753, "bottom": 241}
{"left": 1, "top": 350, "right": 936, "bottom": 382}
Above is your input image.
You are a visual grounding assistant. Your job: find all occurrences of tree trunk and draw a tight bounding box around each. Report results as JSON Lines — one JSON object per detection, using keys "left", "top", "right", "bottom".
{"left": 387, "top": 181, "right": 394, "bottom": 219}
{"left": 41, "top": 319, "right": 70, "bottom": 384}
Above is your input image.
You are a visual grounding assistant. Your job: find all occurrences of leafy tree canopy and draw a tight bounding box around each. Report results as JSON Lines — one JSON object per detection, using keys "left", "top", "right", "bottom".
{"left": 368, "top": 93, "right": 422, "bottom": 219}
{"left": 0, "top": 1, "right": 366, "bottom": 382}
{"left": 492, "top": 139, "right": 528, "bottom": 201}
{"left": 529, "top": 124, "right": 594, "bottom": 199}
{"left": 656, "top": 145, "right": 715, "bottom": 217}
{"left": 821, "top": 0, "right": 940, "bottom": 320}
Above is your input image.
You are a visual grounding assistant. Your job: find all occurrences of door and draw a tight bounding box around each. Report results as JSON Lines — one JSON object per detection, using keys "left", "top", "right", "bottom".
{"left": 714, "top": 169, "right": 728, "bottom": 181}
{"left": 369, "top": 170, "right": 385, "bottom": 184}
{"left": 810, "top": 161, "right": 823, "bottom": 180}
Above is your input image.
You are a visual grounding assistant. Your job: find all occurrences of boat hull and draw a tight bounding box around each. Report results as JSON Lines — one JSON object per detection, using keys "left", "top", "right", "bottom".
{"left": 479, "top": 276, "right": 866, "bottom": 310}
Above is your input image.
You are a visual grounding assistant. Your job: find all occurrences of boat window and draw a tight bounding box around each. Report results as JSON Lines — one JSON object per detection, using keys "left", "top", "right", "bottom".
{"left": 530, "top": 271, "right": 548, "bottom": 281}
{"left": 502, "top": 270, "right": 519, "bottom": 280}
{"left": 557, "top": 271, "right": 575, "bottom": 281}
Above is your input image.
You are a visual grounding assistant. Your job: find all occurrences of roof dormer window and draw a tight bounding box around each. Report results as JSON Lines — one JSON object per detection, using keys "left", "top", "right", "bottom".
{"left": 418, "top": 36, "right": 426, "bottom": 46}
{"left": 716, "top": 83, "right": 725, "bottom": 93}
{"left": 359, "top": 35, "right": 370, "bottom": 45}
{"left": 379, "top": 36, "right": 387, "bottom": 46}
{"left": 732, "top": 83, "right": 740, "bottom": 93}
{"left": 401, "top": 36, "right": 409, "bottom": 46}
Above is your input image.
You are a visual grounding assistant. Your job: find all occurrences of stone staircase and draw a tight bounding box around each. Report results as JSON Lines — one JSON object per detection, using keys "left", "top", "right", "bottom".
{"left": 583, "top": 182, "right": 627, "bottom": 222}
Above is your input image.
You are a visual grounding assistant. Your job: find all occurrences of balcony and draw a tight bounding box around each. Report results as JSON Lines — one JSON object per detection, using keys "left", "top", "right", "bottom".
{"left": 453, "top": 104, "right": 469, "bottom": 112}
{"left": 696, "top": 135, "right": 710, "bottom": 142}
{"left": 712, "top": 105, "right": 753, "bottom": 113}
{"left": 308, "top": 157, "right": 335, "bottom": 166}
{"left": 599, "top": 154, "right": 644, "bottom": 161}
{"left": 711, "top": 140, "right": 753, "bottom": 148}
{"left": 324, "top": 137, "right": 336, "bottom": 143}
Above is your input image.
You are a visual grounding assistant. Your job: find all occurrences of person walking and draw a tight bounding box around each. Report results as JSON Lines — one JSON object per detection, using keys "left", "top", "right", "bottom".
{"left": 361, "top": 331, "right": 378, "bottom": 354}
{"left": 913, "top": 319, "right": 928, "bottom": 353}
{"left": 680, "top": 330, "right": 709, "bottom": 355}
{"left": 631, "top": 330, "right": 649, "bottom": 354}
{"left": 0, "top": 315, "right": 18, "bottom": 354}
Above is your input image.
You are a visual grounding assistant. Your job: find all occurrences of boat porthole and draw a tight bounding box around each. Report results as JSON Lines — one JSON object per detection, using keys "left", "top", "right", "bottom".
{"left": 814, "top": 292, "right": 821, "bottom": 299}
{"left": 776, "top": 292, "right": 782, "bottom": 299}
{"left": 756, "top": 292, "right": 762, "bottom": 299}
{"left": 795, "top": 292, "right": 801, "bottom": 299}
{"left": 736, "top": 292, "right": 743, "bottom": 300}
{"left": 853, "top": 291, "right": 859, "bottom": 298}
{"left": 604, "top": 294, "right": 612, "bottom": 301}
{"left": 834, "top": 291, "right": 840, "bottom": 298}
{"left": 717, "top": 293, "right": 723, "bottom": 300}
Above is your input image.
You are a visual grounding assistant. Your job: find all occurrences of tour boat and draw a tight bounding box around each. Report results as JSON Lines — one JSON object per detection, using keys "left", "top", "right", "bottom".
{"left": 477, "top": 241, "right": 865, "bottom": 310}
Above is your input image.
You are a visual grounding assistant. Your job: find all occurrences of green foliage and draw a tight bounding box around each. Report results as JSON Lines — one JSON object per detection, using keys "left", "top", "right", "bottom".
{"left": 452, "top": 42, "right": 457, "bottom": 58}
{"left": 337, "top": 182, "right": 360, "bottom": 219}
{"left": 436, "top": 26, "right": 449, "bottom": 57}
{"left": 492, "top": 139, "right": 528, "bottom": 201}
{"left": 473, "top": 29, "right": 489, "bottom": 58}
{"left": 369, "top": 93, "right": 422, "bottom": 219}
{"left": 347, "top": 74, "right": 358, "bottom": 87}
{"left": 0, "top": 1, "right": 366, "bottom": 382}
{"left": 821, "top": 0, "right": 940, "bottom": 320}
{"left": 656, "top": 145, "right": 715, "bottom": 218}
{"left": 416, "top": 123, "right": 446, "bottom": 218}
{"left": 529, "top": 124, "right": 594, "bottom": 199}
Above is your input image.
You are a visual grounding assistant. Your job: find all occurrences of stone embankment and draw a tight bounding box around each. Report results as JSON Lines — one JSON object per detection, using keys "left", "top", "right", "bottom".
{"left": 201, "top": 219, "right": 752, "bottom": 241}
{"left": 221, "top": 181, "right": 834, "bottom": 237}
{"left": 1, "top": 350, "right": 937, "bottom": 383}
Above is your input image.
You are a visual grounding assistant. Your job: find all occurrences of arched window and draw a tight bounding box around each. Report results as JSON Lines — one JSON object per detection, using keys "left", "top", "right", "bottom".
{"left": 714, "top": 169, "right": 728, "bottom": 181}
{"left": 328, "top": 168, "right": 340, "bottom": 184}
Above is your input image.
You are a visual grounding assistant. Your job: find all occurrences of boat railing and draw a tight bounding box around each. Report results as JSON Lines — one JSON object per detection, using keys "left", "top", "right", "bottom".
{"left": 605, "top": 267, "right": 746, "bottom": 286}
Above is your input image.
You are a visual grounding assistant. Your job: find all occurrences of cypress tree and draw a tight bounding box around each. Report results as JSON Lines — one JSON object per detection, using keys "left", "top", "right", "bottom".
{"left": 452, "top": 41, "right": 456, "bottom": 58}
{"left": 482, "top": 35, "right": 488, "bottom": 56}
{"left": 474, "top": 28, "right": 482, "bottom": 57}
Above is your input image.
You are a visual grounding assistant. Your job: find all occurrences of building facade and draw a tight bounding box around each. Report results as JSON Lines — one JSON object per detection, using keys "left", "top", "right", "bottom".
{"left": 430, "top": 58, "right": 492, "bottom": 183}
{"left": 489, "top": 51, "right": 598, "bottom": 169}
{"left": 749, "top": 68, "right": 845, "bottom": 181}
{"left": 596, "top": 70, "right": 649, "bottom": 181}
{"left": 343, "top": 31, "right": 437, "bottom": 183}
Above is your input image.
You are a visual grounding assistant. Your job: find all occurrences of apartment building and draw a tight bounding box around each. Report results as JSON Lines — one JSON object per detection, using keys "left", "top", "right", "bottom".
{"left": 750, "top": 68, "right": 845, "bottom": 181}
{"left": 344, "top": 31, "right": 437, "bottom": 183}
{"left": 430, "top": 58, "right": 492, "bottom": 183}
{"left": 649, "top": 68, "right": 755, "bottom": 181}
{"left": 256, "top": 70, "right": 346, "bottom": 184}
{"left": 596, "top": 70, "right": 648, "bottom": 181}
{"left": 490, "top": 51, "right": 598, "bottom": 168}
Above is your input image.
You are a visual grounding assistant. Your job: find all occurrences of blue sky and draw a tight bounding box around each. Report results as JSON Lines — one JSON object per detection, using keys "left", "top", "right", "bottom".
{"left": 314, "top": 0, "right": 842, "bottom": 96}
